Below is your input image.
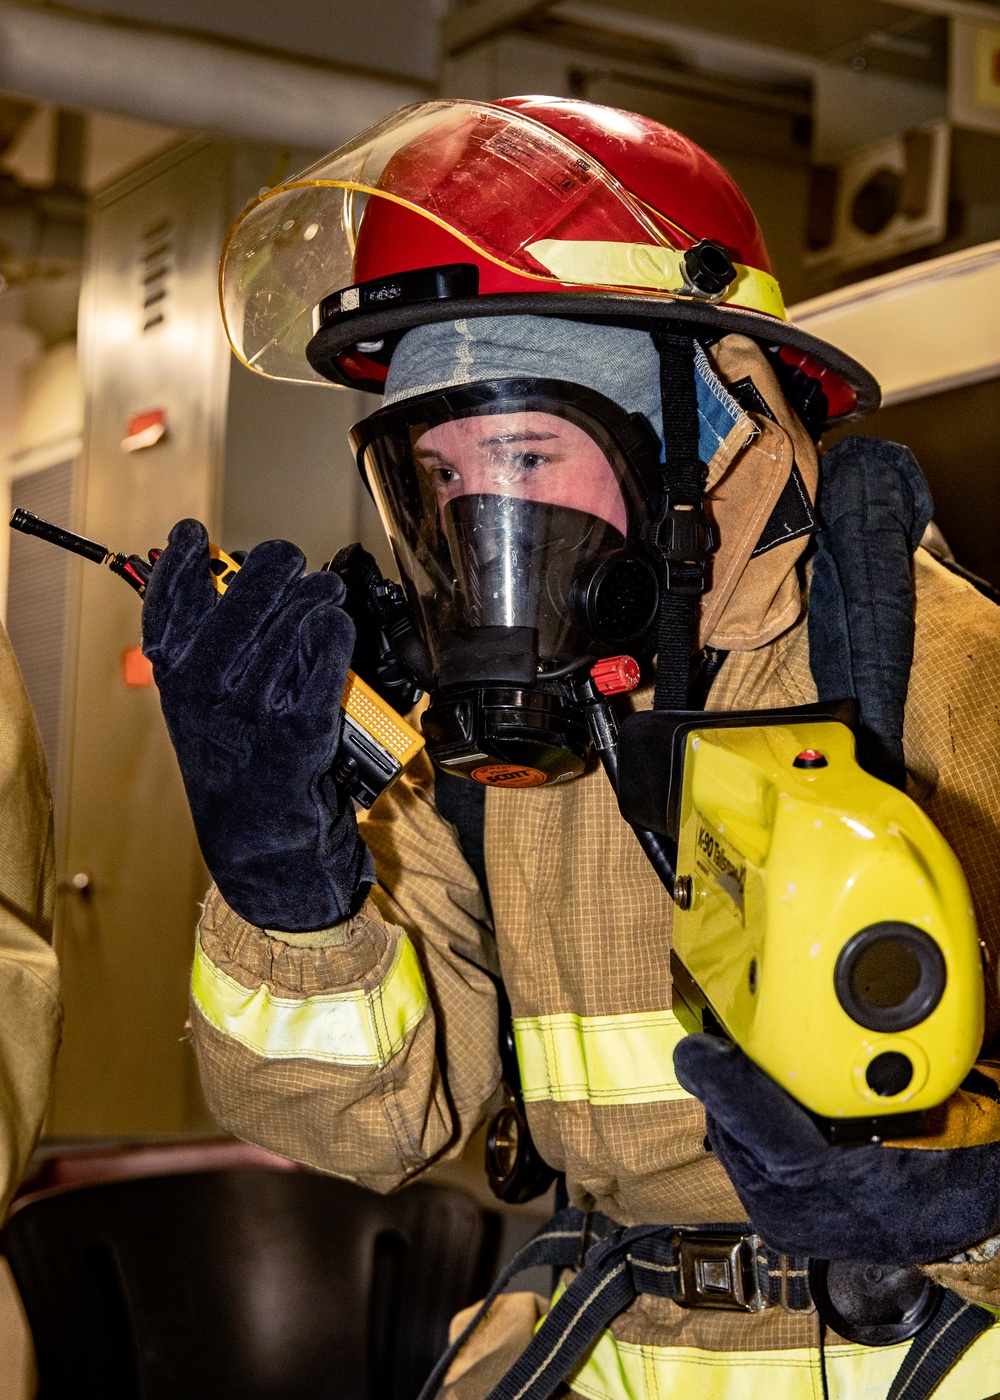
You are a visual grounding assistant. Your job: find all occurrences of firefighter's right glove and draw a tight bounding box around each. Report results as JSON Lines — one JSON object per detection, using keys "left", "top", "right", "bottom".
{"left": 674, "top": 1033, "right": 1000, "bottom": 1265}
{"left": 142, "top": 519, "right": 375, "bottom": 932}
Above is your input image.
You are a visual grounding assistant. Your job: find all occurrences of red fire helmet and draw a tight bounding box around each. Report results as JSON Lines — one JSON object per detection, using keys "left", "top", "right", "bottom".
{"left": 220, "top": 96, "right": 879, "bottom": 425}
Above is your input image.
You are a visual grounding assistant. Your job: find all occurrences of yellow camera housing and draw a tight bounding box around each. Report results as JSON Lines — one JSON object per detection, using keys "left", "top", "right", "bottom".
{"left": 669, "top": 718, "right": 983, "bottom": 1131}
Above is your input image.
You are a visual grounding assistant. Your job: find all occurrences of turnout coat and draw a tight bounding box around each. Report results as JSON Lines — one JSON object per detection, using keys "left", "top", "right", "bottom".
{"left": 188, "top": 343, "right": 1000, "bottom": 1399}
{"left": 0, "top": 621, "right": 60, "bottom": 1213}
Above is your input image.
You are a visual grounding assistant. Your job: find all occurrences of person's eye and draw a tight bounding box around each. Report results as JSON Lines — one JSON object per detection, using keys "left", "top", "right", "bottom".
{"left": 432, "top": 466, "right": 461, "bottom": 484}
{"left": 500, "top": 451, "right": 549, "bottom": 473}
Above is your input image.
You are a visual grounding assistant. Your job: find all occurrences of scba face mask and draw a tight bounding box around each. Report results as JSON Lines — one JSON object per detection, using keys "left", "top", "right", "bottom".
{"left": 351, "top": 377, "right": 664, "bottom": 786}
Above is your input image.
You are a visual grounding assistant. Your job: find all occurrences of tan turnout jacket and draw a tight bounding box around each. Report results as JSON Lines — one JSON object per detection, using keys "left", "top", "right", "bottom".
{"left": 190, "top": 342, "right": 1000, "bottom": 1398}
{"left": 0, "top": 624, "right": 60, "bottom": 1214}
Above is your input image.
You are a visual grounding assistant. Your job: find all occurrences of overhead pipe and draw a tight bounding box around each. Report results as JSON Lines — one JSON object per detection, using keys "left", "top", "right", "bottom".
{"left": 0, "top": 3, "right": 427, "bottom": 150}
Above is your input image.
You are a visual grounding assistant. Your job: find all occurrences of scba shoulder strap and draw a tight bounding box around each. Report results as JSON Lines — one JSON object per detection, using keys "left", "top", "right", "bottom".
{"left": 808, "top": 435, "right": 933, "bottom": 790}
{"left": 648, "top": 328, "right": 713, "bottom": 713}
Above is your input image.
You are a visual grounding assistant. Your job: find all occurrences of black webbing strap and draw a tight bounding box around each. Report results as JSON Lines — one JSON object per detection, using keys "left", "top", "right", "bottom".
{"left": 649, "top": 329, "right": 712, "bottom": 713}
{"left": 483, "top": 1222, "right": 665, "bottom": 1400}
{"left": 416, "top": 1207, "right": 587, "bottom": 1400}
{"left": 886, "top": 1289, "right": 997, "bottom": 1400}
{"left": 416, "top": 1207, "right": 810, "bottom": 1400}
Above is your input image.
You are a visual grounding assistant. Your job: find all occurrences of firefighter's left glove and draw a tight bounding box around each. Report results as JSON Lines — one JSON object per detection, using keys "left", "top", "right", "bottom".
{"left": 674, "top": 1033, "right": 1000, "bottom": 1265}
{"left": 142, "top": 518, "right": 374, "bottom": 932}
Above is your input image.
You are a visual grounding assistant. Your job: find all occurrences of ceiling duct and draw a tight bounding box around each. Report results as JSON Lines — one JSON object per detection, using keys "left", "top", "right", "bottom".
{"left": 0, "top": 3, "right": 426, "bottom": 151}
{"left": 789, "top": 239, "right": 1000, "bottom": 405}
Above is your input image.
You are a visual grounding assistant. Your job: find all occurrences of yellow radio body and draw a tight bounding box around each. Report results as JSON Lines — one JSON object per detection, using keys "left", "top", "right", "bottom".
{"left": 669, "top": 719, "right": 983, "bottom": 1128}
{"left": 208, "top": 542, "right": 424, "bottom": 807}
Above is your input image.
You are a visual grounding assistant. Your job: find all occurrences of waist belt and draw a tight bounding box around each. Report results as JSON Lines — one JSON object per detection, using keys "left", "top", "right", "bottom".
{"left": 416, "top": 1206, "right": 996, "bottom": 1400}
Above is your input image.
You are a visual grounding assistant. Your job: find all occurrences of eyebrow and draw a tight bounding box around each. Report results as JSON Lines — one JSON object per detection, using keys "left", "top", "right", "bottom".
{"left": 476, "top": 430, "right": 559, "bottom": 448}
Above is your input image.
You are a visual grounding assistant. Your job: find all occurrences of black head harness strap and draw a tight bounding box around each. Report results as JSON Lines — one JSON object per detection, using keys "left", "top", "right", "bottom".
{"left": 649, "top": 329, "right": 714, "bottom": 711}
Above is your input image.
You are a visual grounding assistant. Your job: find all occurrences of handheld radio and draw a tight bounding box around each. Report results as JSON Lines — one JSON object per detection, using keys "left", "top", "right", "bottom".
{"left": 9, "top": 509, "right": 424, "bottom": 808}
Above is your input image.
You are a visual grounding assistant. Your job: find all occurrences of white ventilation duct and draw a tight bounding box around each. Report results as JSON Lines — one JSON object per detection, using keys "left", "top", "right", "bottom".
{"left": 0, "top": 3, "right": 426, "bottom": 150}
{"left": 789, "top": 239, "right": 1000, "bottom": 406}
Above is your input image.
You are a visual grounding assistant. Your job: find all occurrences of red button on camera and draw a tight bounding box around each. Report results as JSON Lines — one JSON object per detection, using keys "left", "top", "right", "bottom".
{"left": 793, "top": 749, "right": 828, "bottom": 769}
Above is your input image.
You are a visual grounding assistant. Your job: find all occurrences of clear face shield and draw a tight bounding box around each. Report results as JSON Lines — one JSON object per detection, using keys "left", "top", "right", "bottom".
{"left": 218, "top": 100, "right": 699, "bottom": 388}
{"left": 351, "top": 379, "right": 662, "bottom": 786}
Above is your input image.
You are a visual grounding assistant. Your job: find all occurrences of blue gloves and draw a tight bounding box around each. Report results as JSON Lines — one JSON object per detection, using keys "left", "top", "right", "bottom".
{"left": 674, "top": 1034, "right": 1000, "bottom": 1265}
{"left": 142, "top": 519, "right": 374, "bottom": 931}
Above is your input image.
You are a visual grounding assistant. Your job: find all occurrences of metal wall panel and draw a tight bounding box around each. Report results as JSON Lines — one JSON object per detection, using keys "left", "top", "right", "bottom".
{"left": 51, "top": 137, "right": 232, "bottom": 1135}
{"left": 51, "top": 132, "right": 387, "bottom": 1137}
{"left": 222, "top": 360, "right": 392, "bottom": 578}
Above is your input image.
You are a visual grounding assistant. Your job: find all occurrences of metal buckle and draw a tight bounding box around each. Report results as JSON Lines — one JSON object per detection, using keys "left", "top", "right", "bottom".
{"left": 673, "top": 1232, "right": 763, "bottom": 1312}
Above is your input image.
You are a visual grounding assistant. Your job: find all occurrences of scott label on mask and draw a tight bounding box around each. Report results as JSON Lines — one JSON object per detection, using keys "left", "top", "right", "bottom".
{"left": 471, "top": 763, "right": 548, "bottom": 788}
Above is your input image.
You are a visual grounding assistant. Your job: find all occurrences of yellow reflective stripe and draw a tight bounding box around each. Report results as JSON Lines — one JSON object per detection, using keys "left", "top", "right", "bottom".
{"left": 524, "top": 239, "right": 786, "bottom": 320}
{"left": 191, "top": 931, "right": 427, "bottom": 1067}
{"left": 513, "top": 1010, "right": 692, "bottom": 1105}
{"left": 567, "top": 1324, "right": 1000, "bottom": 1399}
{"left": 727, "top": 261, "right": 786, "bottom": 319}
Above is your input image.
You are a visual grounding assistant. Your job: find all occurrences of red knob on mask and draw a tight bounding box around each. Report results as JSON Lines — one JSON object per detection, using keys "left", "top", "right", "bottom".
{"left": 590, "top": 656, "right": 641, "bottom": 695}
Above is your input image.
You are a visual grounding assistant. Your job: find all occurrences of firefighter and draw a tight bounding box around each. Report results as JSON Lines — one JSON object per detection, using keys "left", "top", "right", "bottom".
{"left": 143, "top": 98, "right": 1000, "bottom": 1397}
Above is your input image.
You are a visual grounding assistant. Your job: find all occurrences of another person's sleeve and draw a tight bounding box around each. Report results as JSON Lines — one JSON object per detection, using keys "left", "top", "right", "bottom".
{"left": 189, "top": 755, "right": 503, "bottom": 1191}
{"left": 0, "top": 626, "right": 61, "bottom": 1213}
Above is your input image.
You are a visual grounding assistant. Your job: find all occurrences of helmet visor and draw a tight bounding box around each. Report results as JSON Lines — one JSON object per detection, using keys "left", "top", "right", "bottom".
{"left": 350, "top": 379, "right": 662, "bottom": 680}
{"left": 220, "top": 99, "right": 674, "bottom": 385}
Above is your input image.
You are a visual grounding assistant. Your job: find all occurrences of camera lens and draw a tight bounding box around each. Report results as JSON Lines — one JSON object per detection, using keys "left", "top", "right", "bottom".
{"left": 834, "top": 922, "right": 946, "bottom": 1033}
{"left": 852, "top": 939, "right": 922, "bottom": 1008}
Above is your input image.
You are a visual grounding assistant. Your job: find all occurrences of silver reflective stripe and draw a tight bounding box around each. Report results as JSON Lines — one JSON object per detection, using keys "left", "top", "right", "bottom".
{"left": 513, "top": 1009, "right": 693, "bottom": 1105}
{"left": 569, "top": 1323, "right": 1000, "bottom": 1399}
{"left": 191, "top": 930, "right": 427, "bottom": 1067}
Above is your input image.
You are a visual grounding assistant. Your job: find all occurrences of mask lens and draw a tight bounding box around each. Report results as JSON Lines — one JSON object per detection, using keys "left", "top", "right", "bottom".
{"left": 357, "top": 385, "right": 654, "bottom": 679}
{"left": 414, "top": 411, "right": 627, "bottom": 534}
